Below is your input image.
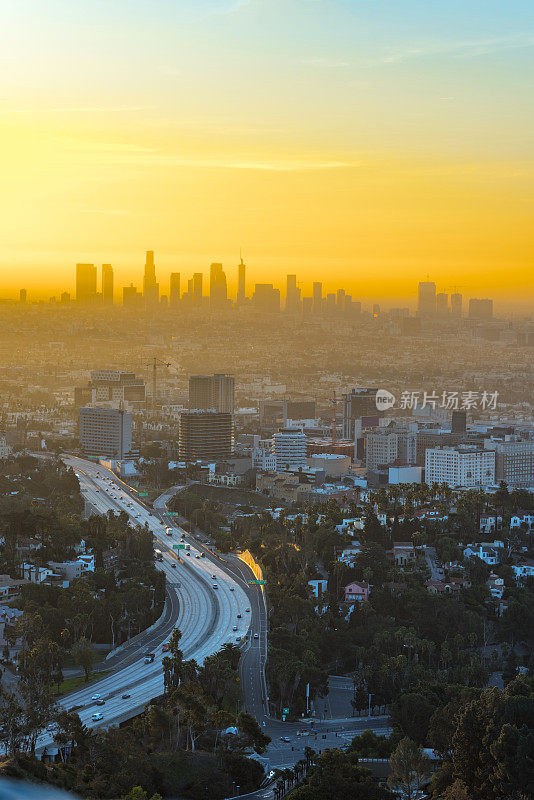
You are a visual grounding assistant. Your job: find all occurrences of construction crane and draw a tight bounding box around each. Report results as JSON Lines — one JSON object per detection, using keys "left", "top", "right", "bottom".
{"left": 147, "top": 357, "right": 170, "bottom": 419}
{"left": 329, "top": 391, "right": 342, "bottom": 446}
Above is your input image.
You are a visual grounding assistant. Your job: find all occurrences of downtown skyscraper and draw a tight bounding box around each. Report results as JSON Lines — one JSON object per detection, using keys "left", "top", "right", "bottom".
{"left": 143, "top": 250, "right": 159, "bottom": 307}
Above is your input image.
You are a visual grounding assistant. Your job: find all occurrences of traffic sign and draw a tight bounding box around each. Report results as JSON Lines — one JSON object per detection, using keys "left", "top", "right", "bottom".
{"left": 248, "top": 579, "right": 266, "bottom": 585}
{"left": 173, "top": 544, "right": 186, "bottom": 550}
{"left": 139, "top": 492, "right": 148, "bottom": 497}
{"left": 283, "top": 708, "right": 289, "bottom": 714}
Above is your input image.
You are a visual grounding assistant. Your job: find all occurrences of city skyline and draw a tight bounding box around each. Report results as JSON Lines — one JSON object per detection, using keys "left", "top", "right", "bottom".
{"left": 1, "top": 1, "right": 533, "bottom": 311}
{"left": 11, "top": 254, "right": 504, "bottom": 317}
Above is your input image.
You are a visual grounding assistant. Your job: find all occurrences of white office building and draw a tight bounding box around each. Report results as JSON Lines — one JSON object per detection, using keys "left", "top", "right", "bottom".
{"left": 79, "top": 407, "right": 133, "bottom": 459}
{"left": 425, "top": 446, "right": 495, "bottom": 488}
{"left": 273, "top": 428, "right": 307, "bottom": 471}
{"left": 365, "top": 430, "right": 399, "bottom": 470}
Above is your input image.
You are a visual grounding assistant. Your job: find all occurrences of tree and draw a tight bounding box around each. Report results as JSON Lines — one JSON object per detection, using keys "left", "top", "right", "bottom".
{"left": 388, "top": 737, "right": 430, "bottom": 800}
{"left": 237, "top": 711, "right": 271, "bottom": 753}
{"left": 72, "top": 637, "right": 95, "bottom": 682}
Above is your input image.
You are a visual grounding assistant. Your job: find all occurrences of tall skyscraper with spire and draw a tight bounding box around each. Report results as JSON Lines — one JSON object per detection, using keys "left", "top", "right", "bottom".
{"left": 237, "top": 253, "right": 246, "bottom": 304}
{"left": 143, "top": 250, "right": 159, "bottom": 307}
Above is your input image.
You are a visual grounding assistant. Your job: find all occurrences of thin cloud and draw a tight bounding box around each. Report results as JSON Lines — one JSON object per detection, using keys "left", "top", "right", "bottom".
{"left": 57, "top": 141, "right": 362, "bottom": 171}
{"left": 374, "top": 34, "right": 534, "bottom": 65}
{"left": 0, "top": 106, "right": 148, "bottom": 114}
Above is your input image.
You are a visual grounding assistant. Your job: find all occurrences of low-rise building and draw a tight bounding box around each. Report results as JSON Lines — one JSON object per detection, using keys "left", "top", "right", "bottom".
{"left": 387, "top": 542, "right": 416, "bottom": 568}
{"left": 0, "top": 574, "right": 28, "bottom": 602}
{"left": 344, "top": 581, "right": 370, "bottom": 603}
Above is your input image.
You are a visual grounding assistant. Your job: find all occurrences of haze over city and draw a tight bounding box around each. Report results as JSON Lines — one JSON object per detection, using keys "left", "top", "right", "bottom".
{"left": 1, "top": 0, "right": 533, "bottom": 309}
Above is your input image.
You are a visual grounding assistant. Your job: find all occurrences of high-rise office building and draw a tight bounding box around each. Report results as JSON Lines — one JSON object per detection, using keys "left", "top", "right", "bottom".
{"left": 76, "top": 263, "right": 97, "bottom": 303}
{"left": 469, "top": 298, "right": 493, "bottom": 320}
{"left": 417, "top": 281, "right": 436, "bottom": 316}
{"left": 450, "top": 292, "right": 462, "bottom": 317}
{"left": 484, "top": 439, "right": 534, "bottom": 487}
{"left": 326, "top": 293, "right": 336, "bottom": 313}
{"left": 273, "top": 427, "right": 307, "bottom": 471}
{"left": 302, "top": 297, "right": 313, "bottom": 314}
{"left": 237, "top": 256, "right": 246, "bottom": 304}
{"left": 179, "top": 411, "right": 233, "bottom": 461}
{"left": 342, "top": 388, "right": 382, "bottom": 439}
{"left": 19, "top": 288, "right": 27, "bottom": 304}
{"left": 189, "top": 373, "right": 234, "bottom": 413}
{"left": 79, "top": 407, "right": 133, "bottom": 459}
{"left": 60, "top": 291, "right": 71, "bottom": 304}
{"left": 285, "top": 274, "right": 300, "bottom": 313}
{"left": 123, "top": 283, "right": 142, "bottom": 307}
{"left": 313, "top": 282, "right": 322, "bottom": 313}
{"left": 143, "top": 250, "right": 159, "bottom": 306}
{"left": 170, "top": 272, "right": 181, "bottom": 305}
{"left": 210, "top": 262, "right": 227, "bottom": 308}
{"left": 337, "top": 288, "right": 345, "bottom": 308}
{"left": 75, "top": 370, "right": 146, "bottom": 410}
{"left": 102, "top": 263, "right": 114, "bottom": 304}
{"left": 365, "top": 430, "right": 399, "bottom": 470}
{"left": 252, "top": 284, "right": 280, "bottom": 313}
{"left": 193, "top": 273, "right": 203, "bottom": 306}
{"left": 425, "top": 446, "right": 495, "bottom": 488}
{"left": 436, "top": 292, "right": 449, "bottom": 315}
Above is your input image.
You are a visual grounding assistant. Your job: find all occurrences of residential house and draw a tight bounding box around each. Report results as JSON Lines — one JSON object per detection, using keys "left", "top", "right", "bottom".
{"left": 344, "top": 581, "right": 370, "bottom": 603}
{"left": 487, "top": 573, "right": 505, "bottom": 599}
{"left": 463, "top": 544, "right": 502, "bottom": 566}
{"left": 480, "top": 514, "right": 503, "bottom": 534}
{"left": 511, "top": 558, "right": 534, "bottom": 582}
{"left": 510, "top": 511, "right": 534, "bottom": 532}
{"left": 0, "top": 574, "right": 28, "bottom": 602}
{"left": 387, "top": 542, "right": 416, "bottom": 568}
{"left": 308, "top": 579, "right": 328, "bottom": 598}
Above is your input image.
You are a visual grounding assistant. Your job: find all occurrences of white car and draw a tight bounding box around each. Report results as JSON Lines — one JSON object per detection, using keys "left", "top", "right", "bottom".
{"left": 91, "top": 694, "right": 101, "bottom": 700}
{"left": 91, "top": 713, "right": 103, "bottom": 721}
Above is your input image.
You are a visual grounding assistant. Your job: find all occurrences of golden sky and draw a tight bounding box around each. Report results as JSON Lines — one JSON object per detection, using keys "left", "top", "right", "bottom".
{"left": 1, "top": 0, "right": 533, "bottom": 311}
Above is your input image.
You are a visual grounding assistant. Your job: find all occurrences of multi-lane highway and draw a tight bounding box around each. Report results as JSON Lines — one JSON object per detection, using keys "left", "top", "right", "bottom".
{"left": 36, "top": 456, "right": 254, "bottom": 749}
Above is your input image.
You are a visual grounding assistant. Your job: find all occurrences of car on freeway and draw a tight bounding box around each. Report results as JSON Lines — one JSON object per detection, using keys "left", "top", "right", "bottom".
{"left": 211, "top": 574, "right": 216, "bottom": 579}
{"left": 200, "top": 552, "right": 206, "bottom": 557}
{"left": 237, "top": 613, "right": 242, "bottom": 618}
{"left": 229, "top": 586, "right": 234, "bottom": 591}
{"left": 186, "top": 551, "right": 191, "bottom": 556}
{"left": 232, "top": 626, "right": 238, "bottom": 631}
{"left": 245, "top": 608, "right": 250, "bottom": 612}
{"left": 171, "top": 563, "right": 177, "bottom": 568}
{"left": 235, "top": 636, "right": 241, "bottom": 642}
{"left": 91, "top": 695, "right": 101, "bottom": 701}
{"left": 280, "top": 736, "right": 291, "bottom": 743}
{"left": 195, "top": 554, "right": 200, "bottom": 558}
{"left": 213, "top": 584, "right": 218, "bottom": 589}
{"left": 91, "top": 713, "right": 104, "bottom": 721}
{"left": 95, "top": 699, "right": 106, "bottom": 706}
{"left": 253, "top": 633, "right": 259, "bottom": 639}
{"left": 122, "top": 693, "right": 131, "bottom": 699}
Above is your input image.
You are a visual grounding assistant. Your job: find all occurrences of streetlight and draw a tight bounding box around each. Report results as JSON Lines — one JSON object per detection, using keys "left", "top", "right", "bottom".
{"left": 368, "top": 693, "right": 373, "bottom": 718}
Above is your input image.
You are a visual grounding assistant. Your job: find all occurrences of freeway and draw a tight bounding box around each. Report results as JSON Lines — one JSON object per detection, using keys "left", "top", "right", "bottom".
{"left": 36, "top": 456, "right": 253, "bottom": 749}
{"left": 155, "top": 488, "right": 269, "bottom": 723}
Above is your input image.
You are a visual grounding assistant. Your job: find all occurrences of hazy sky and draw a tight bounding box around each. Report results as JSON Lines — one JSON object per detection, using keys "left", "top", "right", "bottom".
{"left": 1, "top": 0, "right": 533, "bottom": 309}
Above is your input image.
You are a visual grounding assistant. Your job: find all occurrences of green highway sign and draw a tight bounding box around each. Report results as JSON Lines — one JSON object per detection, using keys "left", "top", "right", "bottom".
{"left": 173, "top": 544, "right": 186, "bottom": 550}
{"left": 138, "top": 492, "right": 148, "bottom": 497}
{"left": 248, "top": 579, "right": 266, "bottom": 585}
{"left": 283, "top": 708, "right": 289, "bottom": 714}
